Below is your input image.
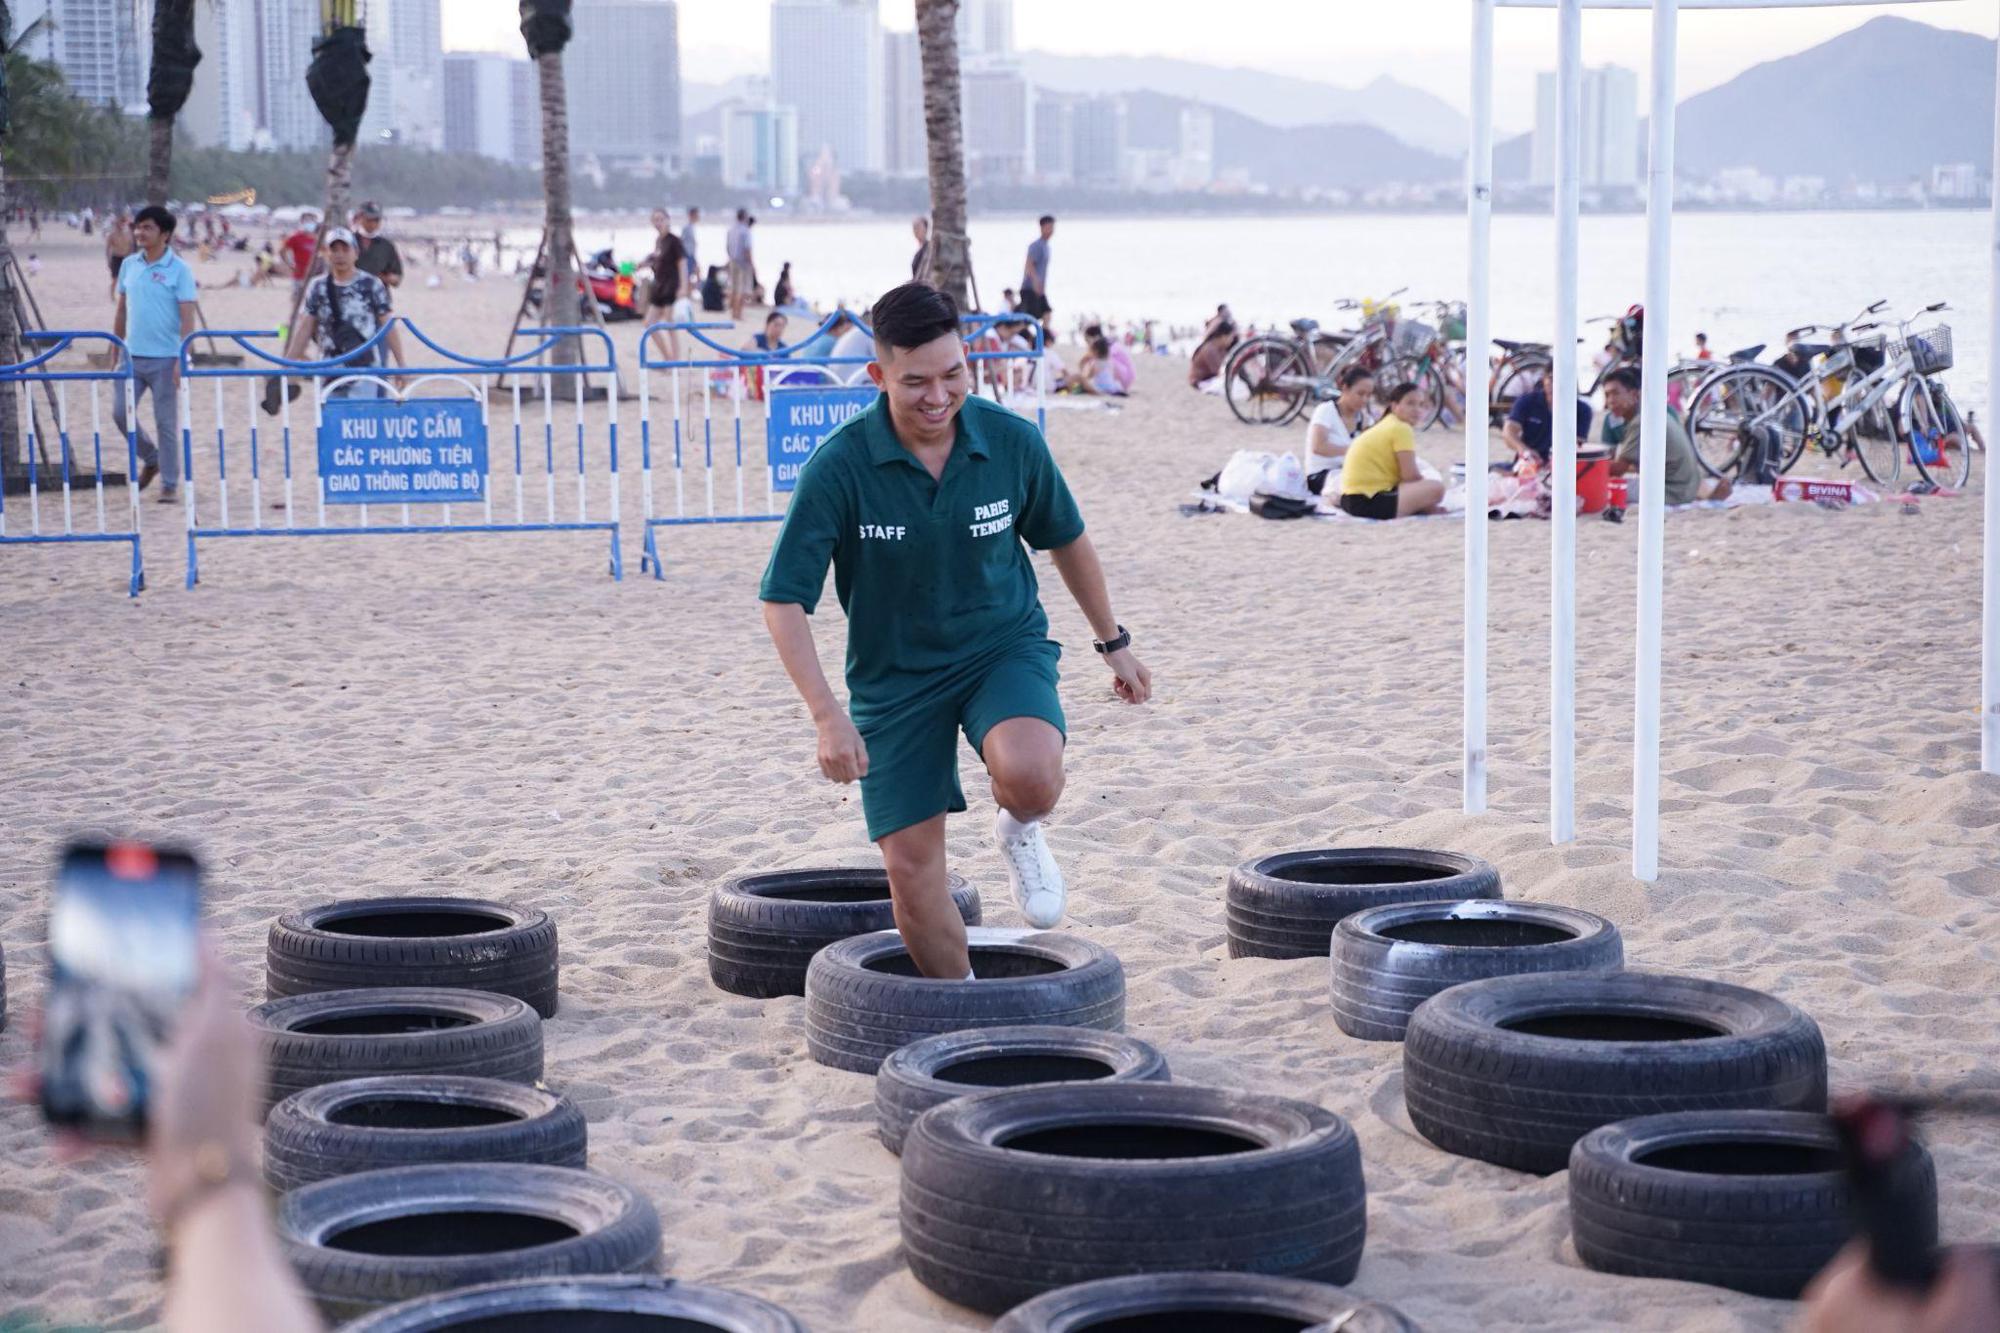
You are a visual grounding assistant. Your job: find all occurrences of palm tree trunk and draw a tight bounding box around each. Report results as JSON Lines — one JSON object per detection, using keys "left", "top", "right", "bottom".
{"left": 324, "top": 138, "right": 353, "bottom": 229}
{"left": 915, "top": 0, "right": 970, "bottom": 310}
{"left": 0, "top": 158, "right": 18, "bottom": 482}
{"left": 534, "top": 48, "right": 582, "bottom": 367}
{"left": 146, "top": 117, "right": 173, "bottom": 207}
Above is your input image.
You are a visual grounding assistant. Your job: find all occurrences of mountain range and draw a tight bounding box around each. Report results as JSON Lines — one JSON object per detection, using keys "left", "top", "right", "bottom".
{"left": 686, "top": 18, "right": 1996, "bottom": 197}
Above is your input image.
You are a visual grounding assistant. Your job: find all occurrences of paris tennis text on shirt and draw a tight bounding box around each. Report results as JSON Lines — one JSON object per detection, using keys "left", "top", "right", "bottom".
{"left": 969, "top": 499, "right": 1013, "bottom": 538}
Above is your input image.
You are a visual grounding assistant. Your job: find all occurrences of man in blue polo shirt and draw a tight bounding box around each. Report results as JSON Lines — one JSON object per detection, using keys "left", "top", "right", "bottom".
{"left": 1502, "top": 366, "right": 1594, "bottom": 468}
{"left": 111, "top": 204, "right": 198, "bottom": 500}
{"left": 760, "top": 283, "right": 1152, "bottom": 980}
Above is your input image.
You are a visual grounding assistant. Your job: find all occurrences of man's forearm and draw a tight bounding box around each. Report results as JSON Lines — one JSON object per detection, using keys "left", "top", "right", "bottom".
{"left": 1048, "top": 535, "right": 1119, "bottom": 640}
{"left": 762, "top": 601, "right": 843, "bottom": 721}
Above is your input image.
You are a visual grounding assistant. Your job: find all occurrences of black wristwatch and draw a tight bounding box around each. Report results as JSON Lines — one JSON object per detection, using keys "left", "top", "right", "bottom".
{"left": 1093, "top": 625, "right": 1131, "bottom": 655}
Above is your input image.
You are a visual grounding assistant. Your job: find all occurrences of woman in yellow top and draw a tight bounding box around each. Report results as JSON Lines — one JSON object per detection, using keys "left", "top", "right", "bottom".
{"left": 1337, "top": 382, "right": 1446, "bottom": 519}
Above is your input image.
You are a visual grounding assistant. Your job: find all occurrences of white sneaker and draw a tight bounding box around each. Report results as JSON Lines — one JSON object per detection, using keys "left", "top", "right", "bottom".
{"left": 996, "top": 809, "right": 1065, "bottom": 929}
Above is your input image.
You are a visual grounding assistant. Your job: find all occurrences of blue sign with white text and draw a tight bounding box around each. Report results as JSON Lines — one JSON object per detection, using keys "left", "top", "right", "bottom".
{"left": 318, "top": 397, "right": 488, "bottom": 505}
{"left": 767, "top": 385, "right": 878, "bottom": 493}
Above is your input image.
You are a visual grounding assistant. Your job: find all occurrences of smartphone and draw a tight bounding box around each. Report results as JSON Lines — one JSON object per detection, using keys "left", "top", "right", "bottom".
{"left": 39, "top": 841, "right": 201, "bottom": 1141}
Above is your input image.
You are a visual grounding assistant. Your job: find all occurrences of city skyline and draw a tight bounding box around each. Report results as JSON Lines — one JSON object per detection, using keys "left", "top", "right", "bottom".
{"left": 438, "top": 0, "right": 2000, "bottom": 136}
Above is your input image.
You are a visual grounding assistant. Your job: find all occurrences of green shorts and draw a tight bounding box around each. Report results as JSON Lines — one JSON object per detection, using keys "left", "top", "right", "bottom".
{"left": 858, "top": 640, "right": 1066, "bottom": 842}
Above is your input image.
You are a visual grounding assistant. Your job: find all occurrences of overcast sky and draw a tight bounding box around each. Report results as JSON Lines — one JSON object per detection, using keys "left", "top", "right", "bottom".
{"left": 441, "top": 0, "right": 1997, "bottom": 133}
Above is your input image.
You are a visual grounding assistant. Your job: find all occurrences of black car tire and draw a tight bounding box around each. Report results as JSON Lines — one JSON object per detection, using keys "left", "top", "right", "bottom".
{"left": 1570, "top": 1109, "right": 1937, "bottom": 1298}
{"left": 1332, "top": 899, "right": 1623, "bottom": 1042}
{"left": 263, "top": 1075, "right": 587, "bottom": 1192}
{"left": 805, "top": 928, "right": 1125, "bottom": 1074}
{"left": 339, "top": 1275, "right": 805, "bottom": 1332}
{"left": 1227, "top": 848, "right": 1501, "bottom": 960}
{"left": 708, "top": 868, "right": 979, "bottom": 998}
{"left": 277, "top": 1163, "right": 661, "bottom": 1322}
{"left": 250, "top": 988, "right": 544, "bottom": 1116}
{"left": 1403, "top": 971, "right": 1827, "bottom": 1174}
{"left": 994, "top": 1272, "right": 1418, "bottom": 1332}
{"left": 267, "top": 897, "right": 559, "bottom": 1017}
{"left": 901, "top": 1082, "right": 1366, "bottom": 1314}
{"left": 875, "top": 1025, "right": 1169, "bottom": 1154}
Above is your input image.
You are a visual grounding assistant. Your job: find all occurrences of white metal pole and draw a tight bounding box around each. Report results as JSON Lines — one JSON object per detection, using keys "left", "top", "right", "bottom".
{"left": 1550, "top": 0, "right": 1582, "bottom": 843}
{"left": 1465, "top": 0, "right": 1496, "bottom": 814}
{"left": 1985, "top": 13, "right": 2000, "bottom": 775}
{"left": 1634, "top": 0, "right": 1678, "bottom": 879}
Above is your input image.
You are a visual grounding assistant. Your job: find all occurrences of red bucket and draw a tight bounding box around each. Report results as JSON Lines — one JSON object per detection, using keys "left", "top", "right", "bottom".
{"left": 1576, "top": 448, "right": 1612, "bottom": 514}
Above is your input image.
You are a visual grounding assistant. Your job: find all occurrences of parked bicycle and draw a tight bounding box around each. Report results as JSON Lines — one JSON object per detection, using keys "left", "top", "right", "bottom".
{"left": 1223, "top": 290, "right": 1450, "bottom": 431}
{"left": 1682, "top": 300, "right": 1968, "bottom": 489}
{"left": 1486, "top": 309, "right": 1645, "bottom": 426}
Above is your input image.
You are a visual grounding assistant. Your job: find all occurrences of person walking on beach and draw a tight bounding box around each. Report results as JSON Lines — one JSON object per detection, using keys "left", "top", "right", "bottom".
{"left": 1018, "top": 215, "right": 1054, "bottom": 319}
{"left": 911, "top": 216, "right": 932, "bottom": 283}
{"left": 351, "top": 202, "right": 403, "bottom": 290}
{"left": 760, "top": 282, "right": 1152, "bottom": 980}
{"left": 111, "top": 205, "right": 198, "bottom": 502}
{"left": 104, "top": 212, "right": 135, "bottom": 300}
{"left": 726, "top": 208, "right": 755, "bottom": 321}
{"left": 680, "top": 206, "right": 701, "bottom": 291}
{"left": 642, "top": 207, "right": 688, "bottom": 360}
{"left": 292, "top": 228, "right": 407, "bottom": 399}
{"left": 281, "top": 213, "right": 320, "bottom": 302}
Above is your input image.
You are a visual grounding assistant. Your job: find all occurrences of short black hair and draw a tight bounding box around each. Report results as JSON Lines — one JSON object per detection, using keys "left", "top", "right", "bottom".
{"left": 1385, "top": 381, "right": 1422, "bottom": 406}
{"left": 871, "top": 281, "right": 959, "bottom": 354}
{"left": 134, "top": 204, "right": 176, "bottom": 235}
{"left": 1038, "top": 214, "right": 1055, "bottom": 226}
{"left": 1337, "top": 364, "right": 1375, "bottom": 391}
{"left": 1603, "top": 366, "right": 1642, "bottom": 394}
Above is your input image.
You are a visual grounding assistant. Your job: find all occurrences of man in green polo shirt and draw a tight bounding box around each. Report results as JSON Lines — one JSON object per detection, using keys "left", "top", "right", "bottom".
{"left": 761, "top": 283, "right": 1152, "bottom": 980}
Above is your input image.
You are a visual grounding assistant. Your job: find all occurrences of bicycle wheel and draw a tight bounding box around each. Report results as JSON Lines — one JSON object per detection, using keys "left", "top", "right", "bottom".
{"left": 1904, "top": 377, "right": 1972, "bottom": 490}
{"left": 1684, "top": 366, "right": 1809, "bottom": 479}
{"left": 1850, "top": 399, "right": 1901, "bottom": 489}
{"left": 1376, "top": 356, "right": 1448, "bottom": 431}
{"left": 1490, "top": 353, "right": 1548, "bottom": 423}
{"left": 1224, "top": 336, "right": 1314, "bottom": 427}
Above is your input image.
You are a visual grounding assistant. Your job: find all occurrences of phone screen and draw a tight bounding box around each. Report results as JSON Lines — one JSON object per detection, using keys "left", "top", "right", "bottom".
{"left": 39, "top": 842, "right": 201, "bottom": 1140}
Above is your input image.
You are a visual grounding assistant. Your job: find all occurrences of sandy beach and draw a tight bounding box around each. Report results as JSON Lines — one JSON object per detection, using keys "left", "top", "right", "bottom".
{"left": 2, "top": 226, "right": 1996, "bottom": 1331}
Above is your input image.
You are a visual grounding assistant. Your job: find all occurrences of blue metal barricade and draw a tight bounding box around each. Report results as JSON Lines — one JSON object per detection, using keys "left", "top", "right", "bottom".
{"left": 177, "top": 319, "right": 623, "bottom": 587}
{"left": 635, "top": 309, "right": 1047, "bottom": 577}
{"left": 0, "top": 331, "right": 146, "bottom": 596}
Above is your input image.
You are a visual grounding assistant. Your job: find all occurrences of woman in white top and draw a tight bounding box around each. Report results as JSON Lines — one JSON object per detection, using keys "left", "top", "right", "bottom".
{"left": 1303, "top": 365, "right": 1375, "bottom": 479}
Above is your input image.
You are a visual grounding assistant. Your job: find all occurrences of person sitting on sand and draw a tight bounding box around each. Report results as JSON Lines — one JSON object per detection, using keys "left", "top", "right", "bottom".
{"left": 1075, "top": 335, "right": 1123, "bottom": 396}
{"left": 759, "top": 281, "right": 1152, "bottom": 979}
{"left": 1188, "top": 307, "right": 1238, "bottom": 388}
{"left": 1083, "top": 324, "right": 1135, "bottom": 394}
{"left": 773, "top": 262, "right": 795, "bottom": 311}
{"left": 743, "top": 311, "right": 789, "bottom": 401}
{"left": 1601, "top": 367, "right": 1731, "bottom": 505}
{"left": 1502, "top": 366, "right": 1594, "bottom": 469}
{"left": 1303, "top": 365, "right": 1374, "bottom": 477}
{"left": 1337, "top": 382, "right": 1446, "bottom": 519}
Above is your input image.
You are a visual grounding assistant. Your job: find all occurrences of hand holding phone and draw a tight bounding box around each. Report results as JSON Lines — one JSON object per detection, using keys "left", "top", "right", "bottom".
{"left": 38, "top": 842, "right": 201, "bottom": 1142}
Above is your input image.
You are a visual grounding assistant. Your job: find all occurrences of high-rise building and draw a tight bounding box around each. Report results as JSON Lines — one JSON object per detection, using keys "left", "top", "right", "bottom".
{"left": 955, "top": 0, "right": 1012, "bottom": 59}
{"left": 1070, "top": 95, "right": 1126, "bottom": 189}
{"left": 771, "top": 0, "right": 881, "bottom": 176}
{"left": 1531, "top": 65, "right": 1640, "bottom": 191}
{"left": 359, "top": 0, "right": 445, "bottom": 150}
{"left": 567, "top": 0, "right": 681, "bottom": 171}
{"left": 880, "top": 28, "right": 925, "bottom": 179}
{"left": 723, "top": 95, "right": 800, "bottom": 195}
{"left": 14, "top": 0, "right": 146, "bottom": 110}
{"left": 443, "top": 52, "right": 535, "bottom": 166}
{"left": 253, "top": 0, "right": 326, "bottom": 151}
{"left": 1032, "top": 90, "right": 1076, "bottom": 184}
{"left": 962, "top": 56, "right": 1030, "bottom": 186}
{"left": 1175, "top": 105, "right": 1214, "bottom": 190}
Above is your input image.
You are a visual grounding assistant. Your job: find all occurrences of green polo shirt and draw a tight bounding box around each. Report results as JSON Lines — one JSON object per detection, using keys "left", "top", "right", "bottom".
{"left": 760, "top": 393, "right": 1085, "bottom": 719}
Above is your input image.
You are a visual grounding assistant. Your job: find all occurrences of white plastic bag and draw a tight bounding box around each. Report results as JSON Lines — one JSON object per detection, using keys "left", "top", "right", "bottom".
{"left": 1216, "top": 450, "right": 1310, "bottom": 502}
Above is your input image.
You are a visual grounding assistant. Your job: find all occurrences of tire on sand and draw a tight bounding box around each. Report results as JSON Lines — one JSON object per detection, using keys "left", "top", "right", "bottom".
{"left": 901, "top": 1082, "right": 1366, "bottom": 1315}
{"left": 707, "top": 868, "right": 979, "bottom": 998}
{"left": 277, "top": 1163, "right": 661, "bottom": 1323}
{"left": 267, "top": 896, "right": 559, "bottom": 1017}
{"left": 805, "top": 928, "right": 1124, "bottom": 1075}
{"left": 875, "top": 1025, "right": 1169, "bottom": 1154}
{"left": 1570, "top": 1109, "right": 1936, "bottom": 1299}
{"left": 1227, "top": 848, "right": 1500, "bottom": 960}
{"left": 1403, "top": 971, "right": 1827, "bottom": 1174}
{"left": 995, "top": 1272, "right": 1418, "bottom": 1333}
{"left": 250, "top": 988, "right": 543, "bottom": 1117}
{"left": 1332, "top": 899, "right": 1623, "bottom": 1042}
{"left": 263, "top": 1075, "right": 587, "bottom": 1192}
{"left": 340, "top": 1275, "right": 805, "bottom": 1333}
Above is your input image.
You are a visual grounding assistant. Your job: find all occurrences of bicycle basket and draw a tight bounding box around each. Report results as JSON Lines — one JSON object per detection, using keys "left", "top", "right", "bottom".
{"left": 1850, "top": 338, "right": 1886, "bottom": 376}
{"left": 1894, "top": 325, "right": 1953, "bottom": 376}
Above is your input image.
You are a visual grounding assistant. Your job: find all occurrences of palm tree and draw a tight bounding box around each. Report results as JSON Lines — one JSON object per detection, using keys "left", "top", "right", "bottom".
{"left": 915, "top": 0, "right": 970, "bottom": 310}
{"left": 0, "top": 0, "right": 27, "bottom": 483}
{"left": 145, "top": 0, "right": 200, "bottom": 207}
{"left": 520, "top": 1, "right": 582, "bottom": 365}
{"left": 309, "top": 0, "right": 369, "bottom": 229}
